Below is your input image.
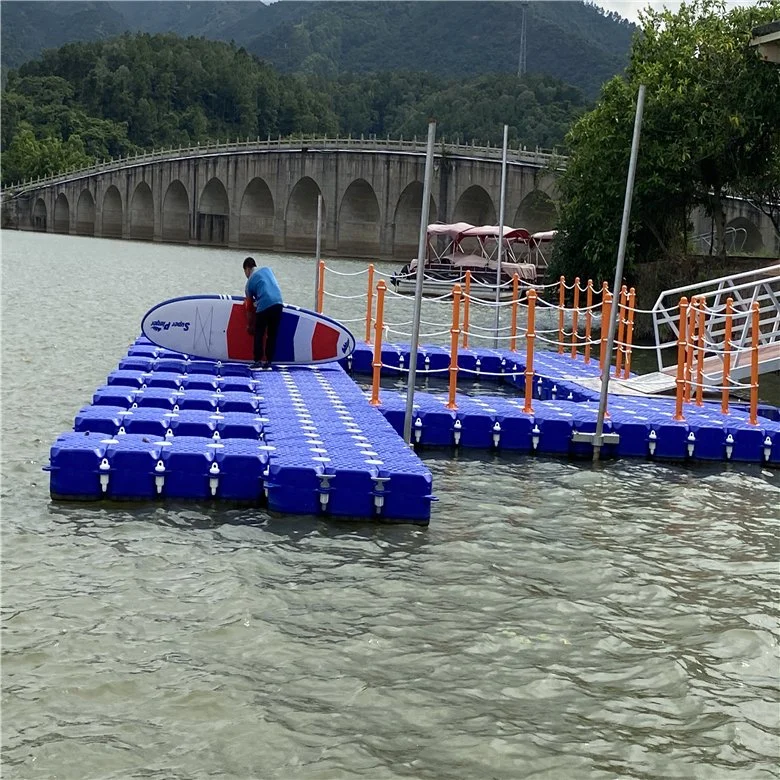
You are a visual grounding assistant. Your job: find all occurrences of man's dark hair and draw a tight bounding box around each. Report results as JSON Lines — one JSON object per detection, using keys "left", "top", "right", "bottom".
{"left": 243, "top": 257, "right": 257, "bottom": 270}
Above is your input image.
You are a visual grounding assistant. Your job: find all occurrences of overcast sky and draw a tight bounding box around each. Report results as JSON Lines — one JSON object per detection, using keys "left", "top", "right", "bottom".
{"left": 591, "top": 0, "right": 753, "bottom": 23}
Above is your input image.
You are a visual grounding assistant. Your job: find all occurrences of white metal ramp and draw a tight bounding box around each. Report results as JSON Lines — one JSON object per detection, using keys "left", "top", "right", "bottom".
{"left": 645, "top": 263, "right": 780, "bottom": 392}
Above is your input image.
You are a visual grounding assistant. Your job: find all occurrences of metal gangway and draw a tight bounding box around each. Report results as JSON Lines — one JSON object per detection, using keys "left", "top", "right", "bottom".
{"left": 619, "top": 264, "right": 780, "bottom": 395}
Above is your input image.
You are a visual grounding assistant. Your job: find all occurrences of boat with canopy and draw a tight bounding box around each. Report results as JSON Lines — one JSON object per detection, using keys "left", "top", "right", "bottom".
{"left": 391, "top": 222, "right": 542, "bottom": 300}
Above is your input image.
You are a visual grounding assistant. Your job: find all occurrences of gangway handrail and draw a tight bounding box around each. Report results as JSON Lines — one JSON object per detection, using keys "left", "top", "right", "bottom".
{"left": 651, "top": 263, "right": 780, "bottom": 372}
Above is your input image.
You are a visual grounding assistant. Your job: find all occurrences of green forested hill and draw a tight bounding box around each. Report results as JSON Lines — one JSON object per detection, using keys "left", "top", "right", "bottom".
{"left": 0, "top": 1, "right": 127, "bottom": 76}
{"left": 0, "top": 34, "right": 590, "bottom": 184}
{"left": 1, "top": 1, "right": 635, "bottom": 97}
{"left": 241, "top": 1, "right": 635, "bottom": 96}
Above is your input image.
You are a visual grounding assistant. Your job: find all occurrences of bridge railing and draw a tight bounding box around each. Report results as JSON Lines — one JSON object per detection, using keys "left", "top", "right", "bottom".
{"left": 692, "top": 227, "right": 749, "bottom": 254}
{"left": 1, "top": 135, "right": 566, "bottom": 196}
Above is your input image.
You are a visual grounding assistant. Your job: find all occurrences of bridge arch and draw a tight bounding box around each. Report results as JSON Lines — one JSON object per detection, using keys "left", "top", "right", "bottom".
{"left": 392, "top": 182, "right": 437, "bottom": 259}
{"left": 102, "top": 186, "right": 123, "bottom": 238}
{"left": 453, "top": 186, "right": 495, "bottom": 226}
{"left": 725, "top": 216, "right": 763, "bottom": 254}
{"left": 33, "top": 198, "right": 47, "bottom": 231}
{"left": 239, "top": 177, "right": 274, "bottom": 249}
{"left": 338, "top": 179, "right": 380, "bottom": 258}
{"left": 514, "top": 190, "right": 557, "bottom": 233}
{"left": 75, "top": 190, "right": 95, "bottom": 236}
{"left": 54, "top": 193, "right": 70, "bottom": 234}
{"left": 285, "top": 176, "right": 323, "bottom": 253}
{"left": 162, "top": 180, "right": 189, "bottom": 242}
{"left": 197, "top": 178, "right": 229, "bottom": 246}
{"left": 129, "top": 182, "right": 154, "bottom": 240}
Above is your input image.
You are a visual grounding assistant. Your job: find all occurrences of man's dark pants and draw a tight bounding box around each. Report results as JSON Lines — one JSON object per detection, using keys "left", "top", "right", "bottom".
{"left": 254, "top": 303, "right": 284, "bottom": 364}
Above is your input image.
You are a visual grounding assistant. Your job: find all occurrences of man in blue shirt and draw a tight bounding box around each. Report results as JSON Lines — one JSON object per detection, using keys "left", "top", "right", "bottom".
{"left": 243, "top": 257, "right": 284, "bottom": 370}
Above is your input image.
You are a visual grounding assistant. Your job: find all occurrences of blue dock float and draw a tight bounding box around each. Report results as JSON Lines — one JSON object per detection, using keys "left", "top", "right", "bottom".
{"left": 342, "top": 342, "right": 780, "bottom": 464}
{"left": 47, "top": 338, "right": 435, "bottom": 523}
{"left": 47, "top": 336, "right": 779, "bottom": 521}
{"left": 374, "top": 389, "right": 780, "bottom": 462}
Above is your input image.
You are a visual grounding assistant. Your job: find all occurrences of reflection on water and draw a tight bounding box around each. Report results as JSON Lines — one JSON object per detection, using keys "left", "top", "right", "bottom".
{"left": 2, "top": 232, "right": 778, "bottom": 779}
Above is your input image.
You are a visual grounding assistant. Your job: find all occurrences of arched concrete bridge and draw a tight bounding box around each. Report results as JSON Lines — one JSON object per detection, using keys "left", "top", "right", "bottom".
{"left": 0, "top": 137, "right": 562, "bottom": 260}
{"left": 2, "top": 136, "right": 776, "bottom": 259}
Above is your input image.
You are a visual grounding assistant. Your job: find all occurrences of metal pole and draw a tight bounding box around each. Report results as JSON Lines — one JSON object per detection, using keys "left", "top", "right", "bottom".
{"left": 593, "top": 84, "right": 646, "bottom": 462}
{"left": 403, "top": 121, "right": 437, "bottom": 445}
{"left": 313, "top": 194, "right": 323, "bottom": 309}
{"left": 493, "top": 124, "right": 509, "bottom": 347}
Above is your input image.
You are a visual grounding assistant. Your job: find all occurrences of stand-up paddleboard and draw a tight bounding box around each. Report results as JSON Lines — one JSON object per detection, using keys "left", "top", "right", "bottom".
{"left": 141, "top": 295, "right": 355, "bottom": 365}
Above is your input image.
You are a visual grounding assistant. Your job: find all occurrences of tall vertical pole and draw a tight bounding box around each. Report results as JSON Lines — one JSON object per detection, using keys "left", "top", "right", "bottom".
{"left": 493, "top": 124, "right": 509, "bottom": 348}
{"left": 364, "top": 264, "right": 375, "bottom": 344}
{"left": 313, "top": 194, "right": 323, "bottom": 309}
{"left": 592, "top": 84, "right": 646, "bottom": 462}
{"left": 403, "top": 121, "right": 436, "bottom": 445}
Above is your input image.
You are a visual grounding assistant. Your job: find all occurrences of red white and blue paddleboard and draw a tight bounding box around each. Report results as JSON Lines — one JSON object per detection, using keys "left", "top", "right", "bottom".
{"left": 141, "top": 295, "right": 356, "bottom": 365}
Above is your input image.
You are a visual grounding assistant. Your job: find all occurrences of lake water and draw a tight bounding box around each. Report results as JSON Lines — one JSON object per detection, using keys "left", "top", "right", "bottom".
{"left": 2, "top": 231, "right": 778, "bottom": 779}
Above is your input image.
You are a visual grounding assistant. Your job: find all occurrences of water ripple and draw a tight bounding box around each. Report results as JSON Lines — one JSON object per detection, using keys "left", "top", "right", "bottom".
{"left": 2, "top": 233, "right": 779, "bottom": 779}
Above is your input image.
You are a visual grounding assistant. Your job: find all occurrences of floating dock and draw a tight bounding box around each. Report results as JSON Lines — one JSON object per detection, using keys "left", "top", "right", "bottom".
{"left": 47, "top": 267, "right": 780, "bottom": 524}
{"left": 48, "top": 336, "right": 779, "bottom": 522}
{"left": 46, "top": 338, "right": 435, "bottom": 523}
{"left": 348, "top": 341, "right": 780, "bottom": 463}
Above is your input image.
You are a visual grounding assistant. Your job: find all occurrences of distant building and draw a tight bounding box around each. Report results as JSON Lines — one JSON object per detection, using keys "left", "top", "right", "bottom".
{"left": 750, "top": 20, "right": 780, "bottom": 64}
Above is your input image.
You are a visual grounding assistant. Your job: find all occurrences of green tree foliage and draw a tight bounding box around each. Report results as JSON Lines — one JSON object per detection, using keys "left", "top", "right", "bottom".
{"left": 1, "top": 123, "right": 93, "bottom": 182}
{"left": 0, "top": 33, "right": 590, "bottom": 185}
{"left": 553, "top": 0, "right": 780, "bottom": 284}
{"left": 382, "top": 74, "right": 585, "bottom": 150}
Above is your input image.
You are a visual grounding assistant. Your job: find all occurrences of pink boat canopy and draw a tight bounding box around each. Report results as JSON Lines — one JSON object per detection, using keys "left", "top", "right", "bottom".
{"left": 530, "top": 230, "right": 558, "bottom": 243}
{"left": 460, "top": 225, "right": 532, "bottom": 242}
{"left": 426, "top": 223, "right": 532, "bottom": 242}
{"left": 426, "top": 222, "right": 475, "bottom": 237}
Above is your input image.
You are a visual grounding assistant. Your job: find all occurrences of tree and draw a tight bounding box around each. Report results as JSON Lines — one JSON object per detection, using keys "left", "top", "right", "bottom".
{"left": 1, "top": 125, "right": 40, "bottom": 182}
{"left": 735, "top": 146, "right": 780, "bottom": 238}
{"left": 552, "top": 0, "right": 780, "bottom": 284}
{"left": 1, "top": 123, "right": 92, "bottom": 183}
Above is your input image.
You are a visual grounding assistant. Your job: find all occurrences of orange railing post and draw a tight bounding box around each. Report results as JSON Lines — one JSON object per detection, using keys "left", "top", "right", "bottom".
{"left": 684, "top": 296, "right": 698, "bottom": 403}
{"left": 570, "top": 277, "right": 580, "bottom": 360}
{"left": 369, "top": 281, "right": 387, "bottom": 406}
{"left": 509, "top": 273, "right": 519, "bottom": 352}
{"left": 558, "top": 275, "right": 565, "bottom": 354}
{"left": 584, "top": 279, "right": 594, "bottom": 365}
{"left": 695, "top": 296, "right": 706, "bottom": 406}
{"left": 316, "top": 259, "right": 326, "bottom": 313}
{"left": 674, "top": 297, "right": 689, "bottom": 421}
{"left": 749, "top": 301, "right": 760, "bottom": 425}
{"left": 523, "top": 289, "right": 537, "bottom": 414}
{"left": 462, "top": 270, "right": 472, "bottom": 348}
{"left": 623, "top": 287, "right": 636, "bottom": 379}
{"left": 721, "top": 297, "right": 733, "bottom": 415}
{"left": 364, "top": 263, "right": 374, "bottom": 343}
{"left": 600, "top": 284, "right": 612, "bottom": 374}
{"left": 614, "top": 284, "right": 628, "bottom": 377}
{"left": 446, "top": 284, "right": 462, "bottom": 410}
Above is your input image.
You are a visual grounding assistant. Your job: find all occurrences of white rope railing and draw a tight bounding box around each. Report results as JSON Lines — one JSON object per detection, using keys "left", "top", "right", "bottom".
{"left": 323, "top": 266, "right": 369, "bottom": 277}
{"left": 322, "top": 290, "right": 366, "bottom": 300}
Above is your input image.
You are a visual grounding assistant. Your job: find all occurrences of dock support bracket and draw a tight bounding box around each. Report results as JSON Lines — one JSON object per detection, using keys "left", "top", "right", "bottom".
{"left": 571, "top": 431, "right": 620, "bottom": 446}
